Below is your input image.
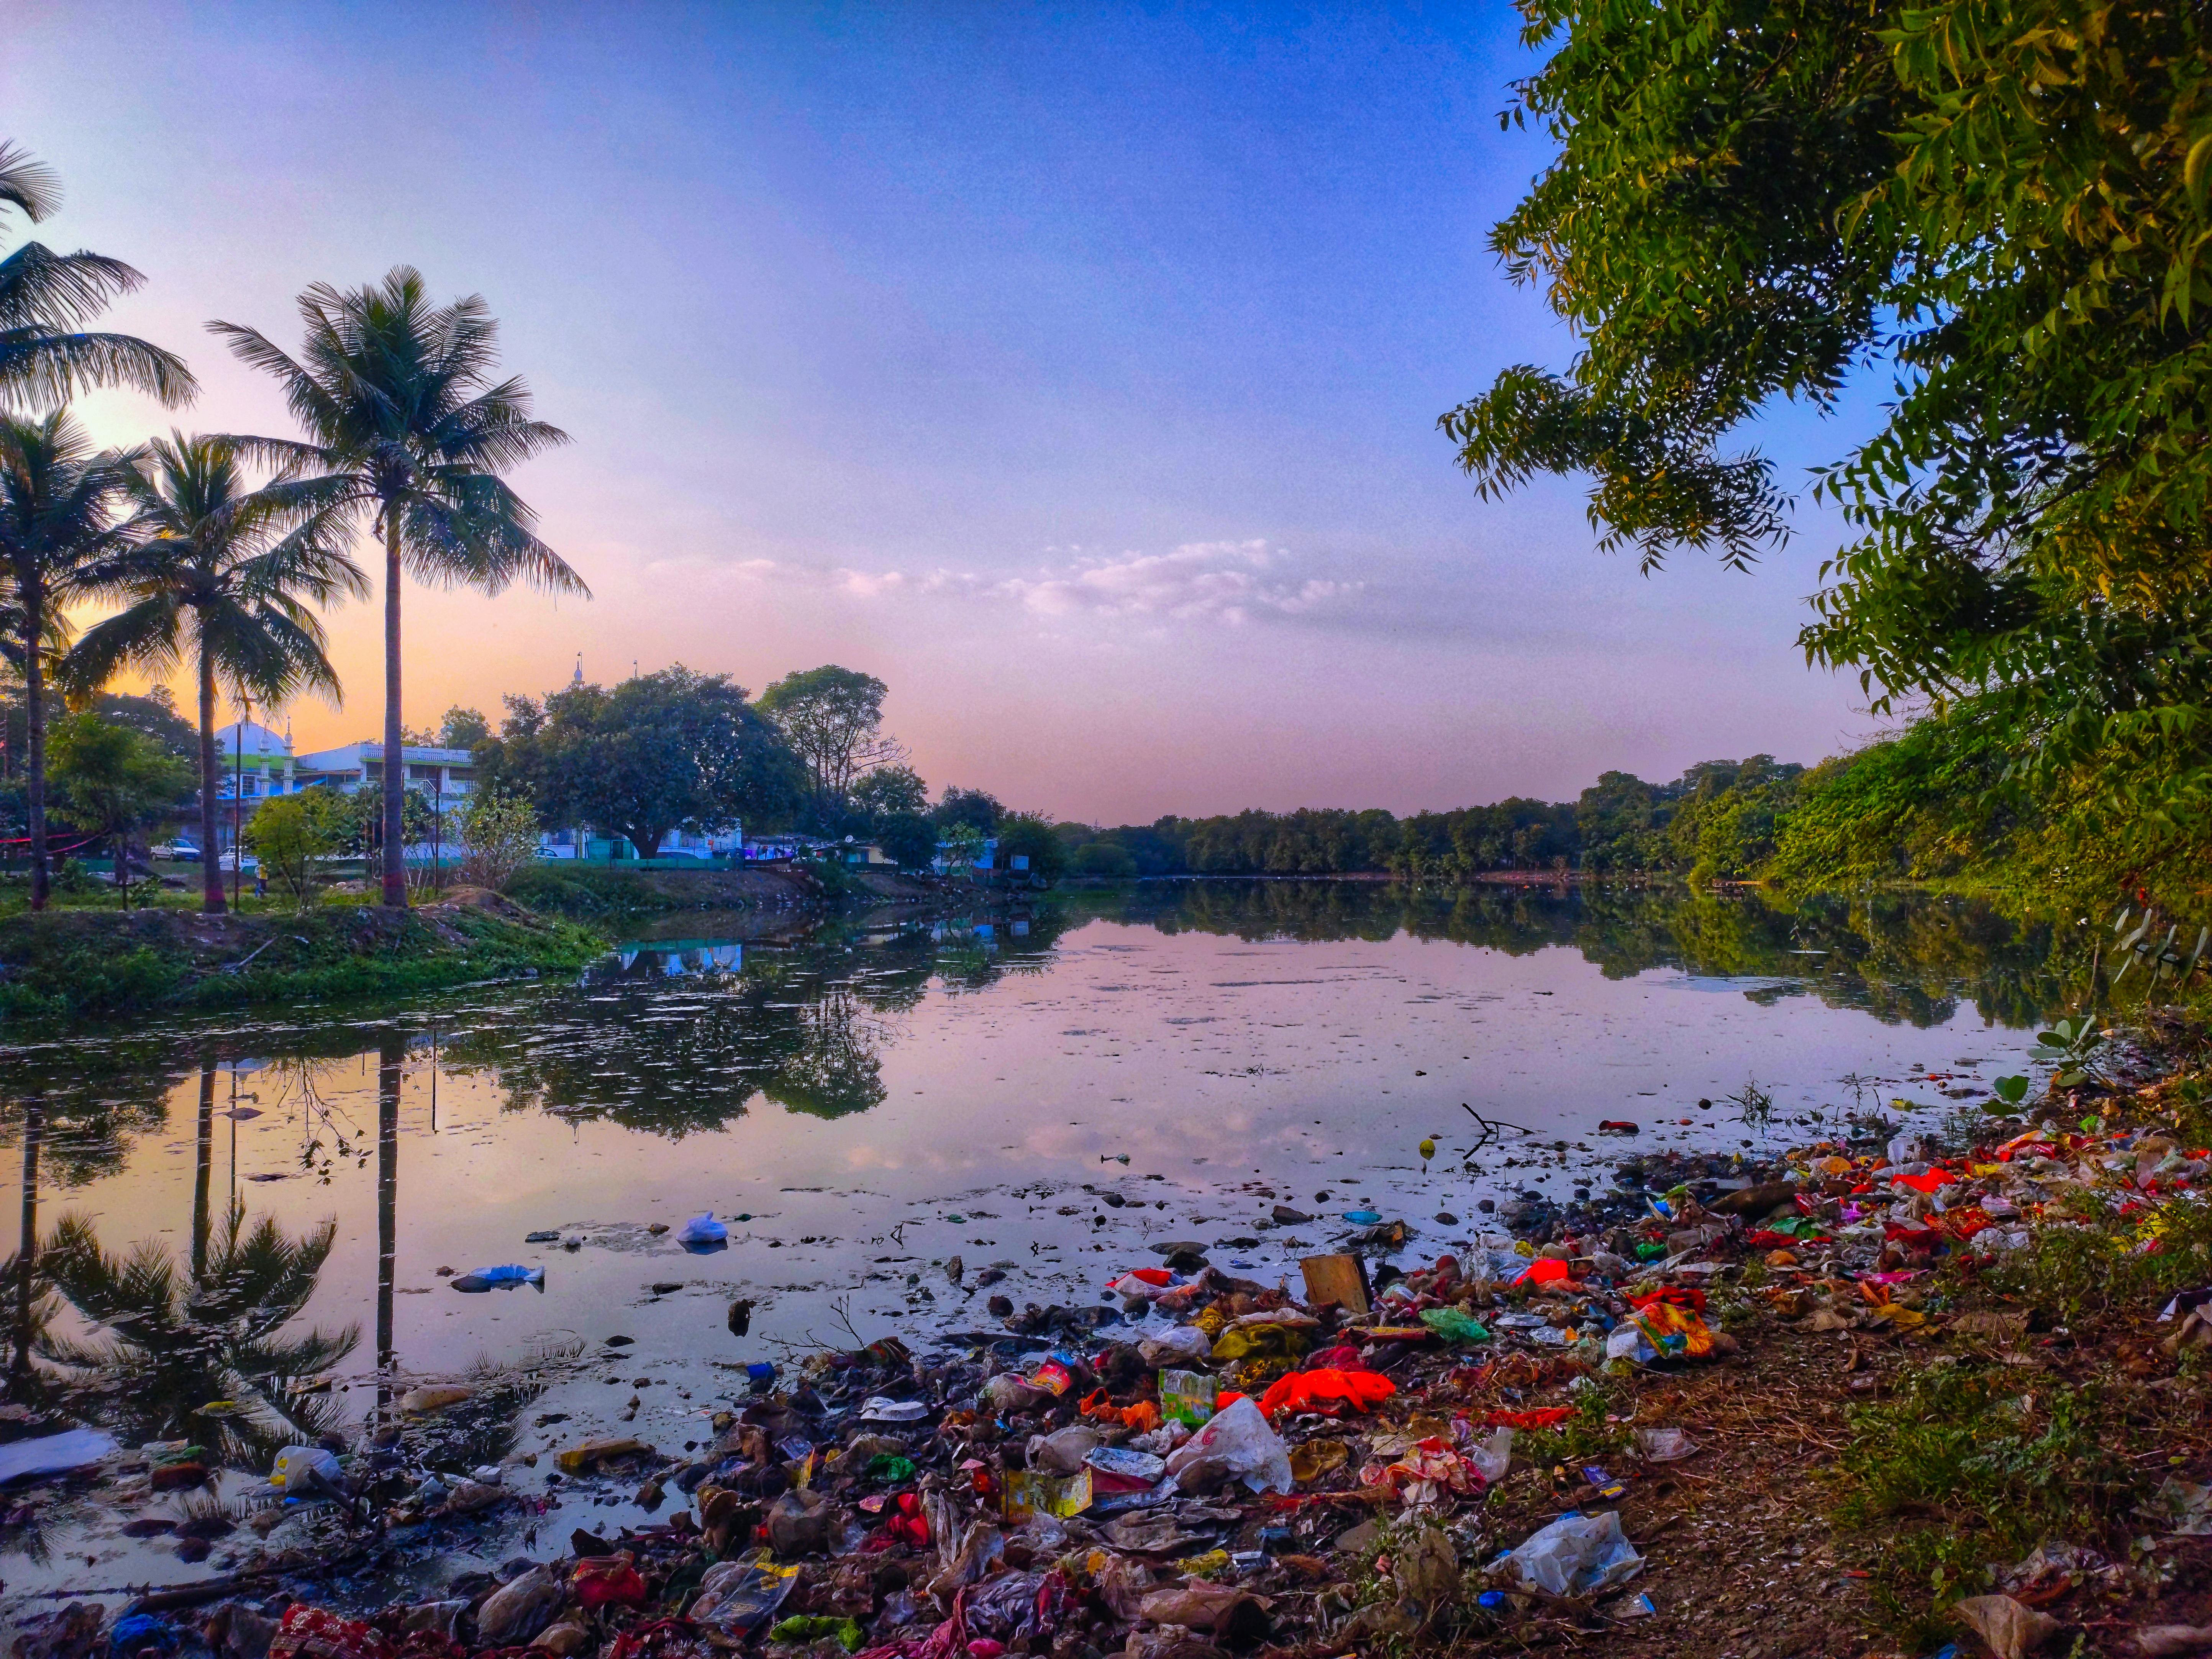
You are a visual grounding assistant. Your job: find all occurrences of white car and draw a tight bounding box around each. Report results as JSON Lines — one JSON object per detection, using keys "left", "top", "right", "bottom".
{"left": 153, "top": 842, "right": 202, "bottom": 862}
{"left": 216, "top": 851, "right": 260, "bottom": 874}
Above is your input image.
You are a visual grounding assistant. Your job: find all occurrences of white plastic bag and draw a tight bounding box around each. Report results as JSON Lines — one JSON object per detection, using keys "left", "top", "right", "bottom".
{"left": 1136, "top": 1325, "right": 1213, "bottom": 1367}
{"left": 270, "top": 1445, "right": 341, "bottom": 1491}
{"left": 1163, "top": 1395, "right": 1292, "bottom": 1495}
{"left": 1504, "top": 1510, "right": 1643, "bottom": 1597}
{"left": 1635, "top": 1427, "right": 1699, "bottom": 1463}
{"left": 1606, "top": 1323, "right": 1658, "bottom": 1364}
{"left": 1463, "top": 1426, "right": 1513, "bottom": 1485}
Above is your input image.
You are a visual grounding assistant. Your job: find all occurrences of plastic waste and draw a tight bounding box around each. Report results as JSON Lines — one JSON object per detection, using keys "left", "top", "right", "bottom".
{"left": 476, "top": 1566, "right": 563, "bottom": 1647}
{"left": 395, "top": 1384, "right": 472, "bottom": 1413}
{"left": 1136, "top": 1325, "right": 1213, "bottom": 1367}
{"left": 858, "top": 1396, "right": 929, "bottom": 1423}
{"left": 448, "top": 1264, "right": 544, "bottom": 1293}
{"left": 0, "top": 1428, "right": 115, "bottom": 1484}
{"left": 270, "top": 1445, "right": 342, "bottom": 1492}
{"left": 767, "top": 1616, "right": 864, "bottom": 1652}
{"left": 1163, "top": 1395, "right": 1293, "bottom": 1495}
{"left": 1084, "top": 1444, "right": 1167, "bottom": 1482}
{"left": 1418, "top": 1306, "right": 1491, "bottom": 1342}
{"left": 767, "top": 1487, "right": 831, "bottom": 1554}
{"left": 1463, "top": 1426, "right": 1514, "bottom": 1485}
{"left": 1503, "top": 1510, "right": 1643, "bottom": 1597}
{"left": 1158, "top": 1367, "right": 1216, "bottom": 1427}
{"left": 690, "top": 1551, "right": 803, "bottom": 1636}
{"left": 677, "top": 1212, "right": 729, "bottom": 1248}
{"left": 1340, "top": 1209, "right": 1382, "bottom": 1223}
{"left": 573, "top": 1553, "right": 649, "bottom": 1608}
{"left": 1606, "top": 1323, "right": 1659, "bottom": 1364}
{"left": 1635, "top": 1427, "right": 1699, "bottom": 1462}
{"left": 1255, "top": 1367, "right": 1395, "bottom": 1419}
{"left": 1026, "top": 1425, "right": 1102, "bottom": 1474}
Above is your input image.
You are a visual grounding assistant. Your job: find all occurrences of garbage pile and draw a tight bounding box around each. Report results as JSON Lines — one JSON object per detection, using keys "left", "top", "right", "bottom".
{"left": 11, "top": 1094, "right": 2211, "bottom": 1659}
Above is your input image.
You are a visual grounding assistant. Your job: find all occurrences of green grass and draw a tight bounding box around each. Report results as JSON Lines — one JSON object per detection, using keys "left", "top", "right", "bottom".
{"left": 0, "top": 897, "right": 607, "bottom": 1024}
{"left": 1832, "top": 1364, "right": 2142, "bottom": 1648}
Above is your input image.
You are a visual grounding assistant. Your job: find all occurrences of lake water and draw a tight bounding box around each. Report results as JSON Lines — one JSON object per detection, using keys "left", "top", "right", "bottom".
{"left": 0, "top": 881, "right": 2077, "bottom": 1602}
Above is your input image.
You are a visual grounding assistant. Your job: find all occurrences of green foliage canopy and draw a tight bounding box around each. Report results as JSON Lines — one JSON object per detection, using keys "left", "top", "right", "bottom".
{"left": 482, "top": 667, "right": 803, "bottom": 859}
{"left": 1444, "top": 0, "right": 2212, "bottom": 876}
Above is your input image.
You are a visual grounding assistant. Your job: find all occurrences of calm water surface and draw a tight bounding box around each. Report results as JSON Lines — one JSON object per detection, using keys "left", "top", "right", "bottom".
{"left": 0, "top": 882, "right": 2078, "bottom": 1601}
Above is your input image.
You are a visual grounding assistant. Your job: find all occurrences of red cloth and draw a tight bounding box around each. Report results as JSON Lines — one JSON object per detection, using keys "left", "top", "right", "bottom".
{"left": 574, "top": 1554, "right": 648, "bottom": 1608}
{"left": 1304, "top": 1344, "right": 1369, "bottom": 1370}
{"left": 1630, "top": 1285, "right": 1706, "bottom": 1313}
{"left": 269, "top": 1608, "right": 392, "bottom": 1659}
{"left": 1514, "top": 1257, "right": 1573, "bottom": 1287}
{"left": 1484, "top": 1407, "right": 1571, "bottom": 1430}
{"left": 1256, "top": 1367, "right": 1395, "bottom": 1419}
{"left": 1891, "top": 1168, "right": 1959, "bottom": 1193}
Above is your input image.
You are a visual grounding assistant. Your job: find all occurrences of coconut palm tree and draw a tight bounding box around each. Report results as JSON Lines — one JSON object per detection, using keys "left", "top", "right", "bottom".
{"left": 210, "top": 268, "right": 585, "bottom": 907}
{"left": 67, "top": 433, "right": 367, "bottom": 911}
{"left": 0, "top": 140, "right": 194, "bottom": 411}
{"left": 37, "top": 1203, "right": 357, "bottom": 1467}
{"left": 0, "top": 412, "right": 135, "bottom": 908}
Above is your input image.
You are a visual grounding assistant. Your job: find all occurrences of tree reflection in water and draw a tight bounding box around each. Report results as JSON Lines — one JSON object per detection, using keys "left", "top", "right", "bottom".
{"left": 36, "top": 1202, "right": 357, "bottom": 1469}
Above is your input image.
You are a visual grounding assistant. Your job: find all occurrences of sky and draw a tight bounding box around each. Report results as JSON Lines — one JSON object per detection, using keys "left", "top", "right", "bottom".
{"left": 6, "top": 2, "right": 1884, "bottom": 823}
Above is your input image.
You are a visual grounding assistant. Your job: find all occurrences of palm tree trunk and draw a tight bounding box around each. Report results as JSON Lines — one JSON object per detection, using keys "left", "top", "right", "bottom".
{"left": 375, "top": 1032, "right": 401, "bottom": 1425}
{"left": 198, "top": 647, "right": 223, "bottom": 914}
{"left": 11, "top": 1097, "right": 40, "bottom": 1396}
{"left": 381, "top": 513, "right": 405, "bottom": 909}
{"left": 24, "top": 587, "right": 47, "bottom": 913}
{"left": 192, "top": 1064, "right": 214, "bottom": 1280}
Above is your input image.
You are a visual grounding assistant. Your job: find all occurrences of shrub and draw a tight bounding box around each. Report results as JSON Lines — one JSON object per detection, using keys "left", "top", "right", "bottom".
{"left": 457, "top": 786, "right": 543, "bottom": 893}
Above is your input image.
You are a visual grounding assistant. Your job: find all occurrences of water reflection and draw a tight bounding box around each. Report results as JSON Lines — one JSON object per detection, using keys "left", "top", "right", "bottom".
{"left": 1075, "top": 882, "right": 2078, "bottom": 1030}
{"left": 36, "top": 1201, "right": 356, "bottom": 1466}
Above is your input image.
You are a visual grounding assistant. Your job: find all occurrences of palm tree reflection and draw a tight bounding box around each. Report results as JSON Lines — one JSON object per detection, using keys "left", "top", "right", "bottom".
{"left": 37, "top": 1203, "right": 357, "bottom": 1468}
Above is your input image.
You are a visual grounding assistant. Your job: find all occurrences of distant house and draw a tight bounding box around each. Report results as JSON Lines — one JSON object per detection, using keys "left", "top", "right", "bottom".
{"left": 537, "top": 825, "right": 742, "bottom": 861}
{"left": 932, "top": 836, "right": 998, "bottom": 874}
{"left": 294, "top": 740, "right": 478, "bottom": 803}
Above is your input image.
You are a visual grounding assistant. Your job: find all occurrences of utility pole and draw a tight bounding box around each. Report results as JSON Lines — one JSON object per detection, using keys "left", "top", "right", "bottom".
{"left": 231, "top": 698, "right": 249, "bottom": 912}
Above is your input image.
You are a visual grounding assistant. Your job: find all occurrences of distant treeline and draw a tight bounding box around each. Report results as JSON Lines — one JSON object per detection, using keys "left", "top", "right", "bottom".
{"left": 1058, "top": 756, "right": 1800, "bottom": 882}
{"left": 1054, "top": 729, "right": 2092, "bottom": 900}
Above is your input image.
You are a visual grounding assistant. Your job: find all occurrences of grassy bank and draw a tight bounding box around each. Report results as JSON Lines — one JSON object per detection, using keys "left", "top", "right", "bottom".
{"left": 0, "top": 890, "right": 607, "bottom": 1024}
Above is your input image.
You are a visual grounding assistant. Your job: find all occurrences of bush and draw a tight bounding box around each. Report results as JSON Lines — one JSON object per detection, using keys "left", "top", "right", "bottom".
{"left": 875, "top": 811, "right": 938, "bottom": 871}
{"left": 457, "top": 787, "right": 543, "bottom": 893}
{"left": 1072, "top": 841, "right": 1138, "bottom": 878}
{"left": 243, "top": 793, "right": 341, "bottom": 909}
{"left": 995, "top": 812, "right": 1066, "bottom": 881}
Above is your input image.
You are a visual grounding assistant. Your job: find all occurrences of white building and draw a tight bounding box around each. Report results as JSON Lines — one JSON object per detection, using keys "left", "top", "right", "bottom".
{"left": 210, "top": 720, "right": 296, "bottom": 801}
{"left": 294, "top": 741, "right": 478, "bottom": 803}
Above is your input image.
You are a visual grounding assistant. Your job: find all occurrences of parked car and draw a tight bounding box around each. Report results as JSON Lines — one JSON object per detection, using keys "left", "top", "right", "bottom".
{"left": 216, "top": 851, "right": 259, "bottom": 873}
{"left": 154, "top": 841, "right": 201, "bottom": 862}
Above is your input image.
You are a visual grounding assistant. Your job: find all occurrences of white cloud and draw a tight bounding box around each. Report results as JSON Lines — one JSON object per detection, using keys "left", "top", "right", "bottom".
{"left": 989, "top": 540, "right": 1355, "bottom": 625}
{"left": 651, "top": 539, "right": 1363, "bottom": 630}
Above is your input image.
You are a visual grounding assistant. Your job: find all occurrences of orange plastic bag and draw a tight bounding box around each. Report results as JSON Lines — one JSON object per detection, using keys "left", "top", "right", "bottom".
{"left": 1256, "top": 1367, "right": 1395, "bottom": 1420}
{"left": 1078, "top": 1388, "right": 1161, "bottom": 1434}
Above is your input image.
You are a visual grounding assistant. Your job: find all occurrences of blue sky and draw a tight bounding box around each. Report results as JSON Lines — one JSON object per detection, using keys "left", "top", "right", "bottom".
{"left": 7, "top": 2, "right": 1881, "bottom": 820}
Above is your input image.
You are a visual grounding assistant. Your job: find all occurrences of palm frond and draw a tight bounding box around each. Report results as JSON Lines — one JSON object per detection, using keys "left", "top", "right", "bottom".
{"left": 0, "top": 330, "right": 196, "bottom": 411}
{"left": 0, "top": 244, "right": 147, "bottom": 333}
{"left": 0, "top": 142, "right": 61, "bottom": 224}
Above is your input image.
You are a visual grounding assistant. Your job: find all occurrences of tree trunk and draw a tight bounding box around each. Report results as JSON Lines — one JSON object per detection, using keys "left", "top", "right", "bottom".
{"left": 198, "top": 647, "right": 223, "bottom": 913}
{"left": 375, "top": 1031, "right": 402, "bottom": 1425}
{"left": 10, "top": 1097, "right": 39, "bottom": 1396}
{"left": 627, "top": 825, "right": 666, "bottom": 860}
{"left": 192, "top": 1064, "right": 214, "bottom": 1280}
{"left": 24, "top": 585, "right": 47, "bottom": 913}
{"left": 381, "top": 512, "right": 406, "bottom": 909}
